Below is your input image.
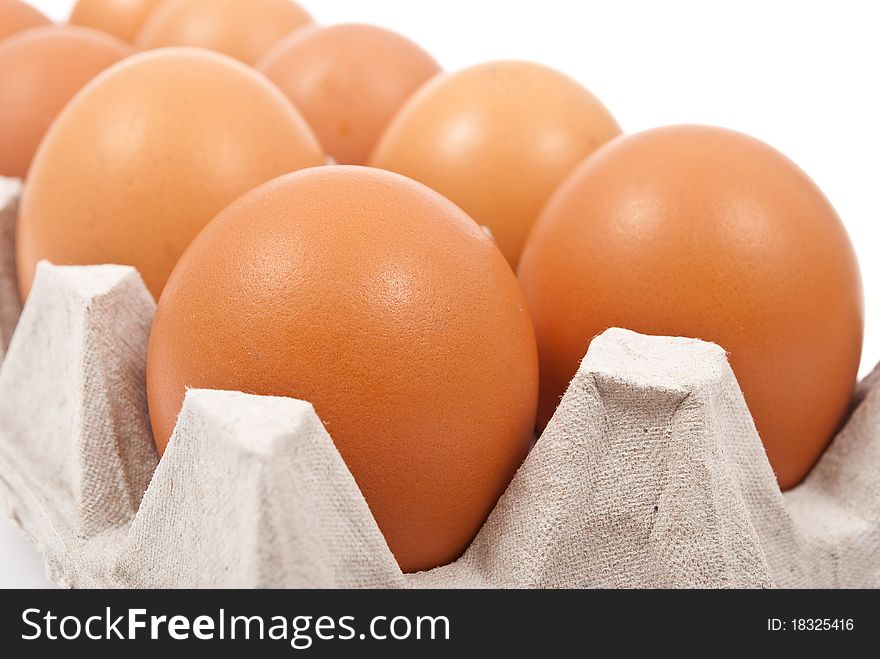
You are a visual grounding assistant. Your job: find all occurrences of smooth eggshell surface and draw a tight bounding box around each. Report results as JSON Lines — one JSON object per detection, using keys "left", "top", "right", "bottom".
{"left": 17, "top": 47, "right": 324, "bottom": 300}
{"left": 147, "top": 166, "right": 539, "bottom": 572}
{"left": 258, "top": 23, "right": 441, "bottom": 166}
{"left": 0, "top": 25, "right": 132, "bottom": 178}
{"left": 370, "top": 60, "right": 621, "bottom": 269}
{"left": 70, "top": 0, "right": 166, "bottom": 43}
{"left": 136, "top": 0, "right": 313, "bottom": 64}
{"left": 518, "top": 125, "right": 863, "bottom": 490}
{"left": 0, "top": 0, "right": 50, "bottom": 43}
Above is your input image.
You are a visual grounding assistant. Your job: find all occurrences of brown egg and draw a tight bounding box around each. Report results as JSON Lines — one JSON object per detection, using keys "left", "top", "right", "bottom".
{"left": 17, "top": 47, "right": 324, "bottom": 300}
{"left": 370, "top": 60, "right": 621, "bottom": 269}
{"left": 258, "top": 23, "right": 441, "bottom": 166}
{"left": 147, "top": 166, "right": 539, "bottom": 572}
{"left": 70, "top": 0, "right": 165, "bottom": 43}
{"left": 518, "top": 125, "right": 863, "bottom": 490}
{"left": 0, "top": 0, "right": 49, "bottom": 43}
{"left": 0, "top": 25, "right": 131, "bottom": 179}
{"left": 136, "top": 0, "right": 312, "bottom": 64}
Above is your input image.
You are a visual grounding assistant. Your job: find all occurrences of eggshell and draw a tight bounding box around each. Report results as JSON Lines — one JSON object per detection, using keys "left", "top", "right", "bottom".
{"left": 146, "top": 165, "right": 539, "bottom": 572}
{"left": 70, "top": 0, "right": 165, "bottom": 43}
{"left": 136, "top": 0, "right": 312, "bottom": 64}
{"left": 17, "top": 47, "right": 324, "bottom": 300}
{"left": 0, "top": 0, "right": 50, "bottom": 43}
{"left": 518, "top": 125, "right": 863, "bottom": 490}
{"left": 258, "top": 23, "right": 441, "bottom": 166}
{"left": 370, "top": 60, "right": 621, "bottom": 268}
{"left": 0, "top": 25, "right": 132, "bottom": 179}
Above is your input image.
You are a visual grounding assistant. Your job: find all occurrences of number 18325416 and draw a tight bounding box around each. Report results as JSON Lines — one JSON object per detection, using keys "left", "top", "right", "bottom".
{"left": 767, "top": 618, "right": 854, "bottom": 631}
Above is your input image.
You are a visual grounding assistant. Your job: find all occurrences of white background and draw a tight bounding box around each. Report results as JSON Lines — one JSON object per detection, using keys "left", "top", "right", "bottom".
{"left": 2, "top": 0, "right": 879, "bottom": 587}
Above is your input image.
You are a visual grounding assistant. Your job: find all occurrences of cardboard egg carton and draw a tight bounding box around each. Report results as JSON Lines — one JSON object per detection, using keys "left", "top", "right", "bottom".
{"left": 0, "top": 177, "right": 878, "bottom": 588}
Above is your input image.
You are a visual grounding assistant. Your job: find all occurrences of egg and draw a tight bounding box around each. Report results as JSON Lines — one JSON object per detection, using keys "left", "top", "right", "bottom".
{"left": 370, "top": 60, "right": 621, "bottom": 268}
{"left": 0, "top": 25, "right": 131, "bottom": 179}
{"left": 70, "top": 0, "right": 165, "bottom": 43}
{"left": 136, "top": 0, "right": 313, "bottom": 64}
{"left": 258, "top": 23, "right": 441, "bottom": 166}
{"left": 518, "top": 125, "right": 863, "bottom": 490}
{"left": 146, "top": 166, "right": 539, "bottom": 572}
{"left": 0, "top": 0, "right": 49, "bottom": 43}
{"left": 17, "top": 47, "right": 324, "bottom": 300}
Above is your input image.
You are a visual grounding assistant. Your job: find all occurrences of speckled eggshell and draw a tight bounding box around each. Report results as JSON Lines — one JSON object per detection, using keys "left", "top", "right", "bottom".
{"left": 146, "top": 166, "right": 539, "bottom": 572}
{"left": 0, "top": 25, "right": 132, "bottom": 178}
{"left": 70, "top": 0, "right": 166, "bottom": 43}
{"left": 0, "top": 0, "right": 50, "bottom": 43}
{"left": 136, "top": 0, "right": 313, "bottom": 64}
{"left": 370, "top": 60, "right": 621, "bottom": 269}
{"left": 17, "top": 47, "right": 324, "bottom": 300}
{"left": 258, "top": 23, "right": 441, "bottom": 166}
{"left": 518, "top": 125, "right": 863, "bottom": 490}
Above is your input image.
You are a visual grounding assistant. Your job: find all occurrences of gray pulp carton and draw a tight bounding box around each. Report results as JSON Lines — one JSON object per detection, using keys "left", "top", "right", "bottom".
{"left": 0, "top": 178, "right": 877, "bottom": 588}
